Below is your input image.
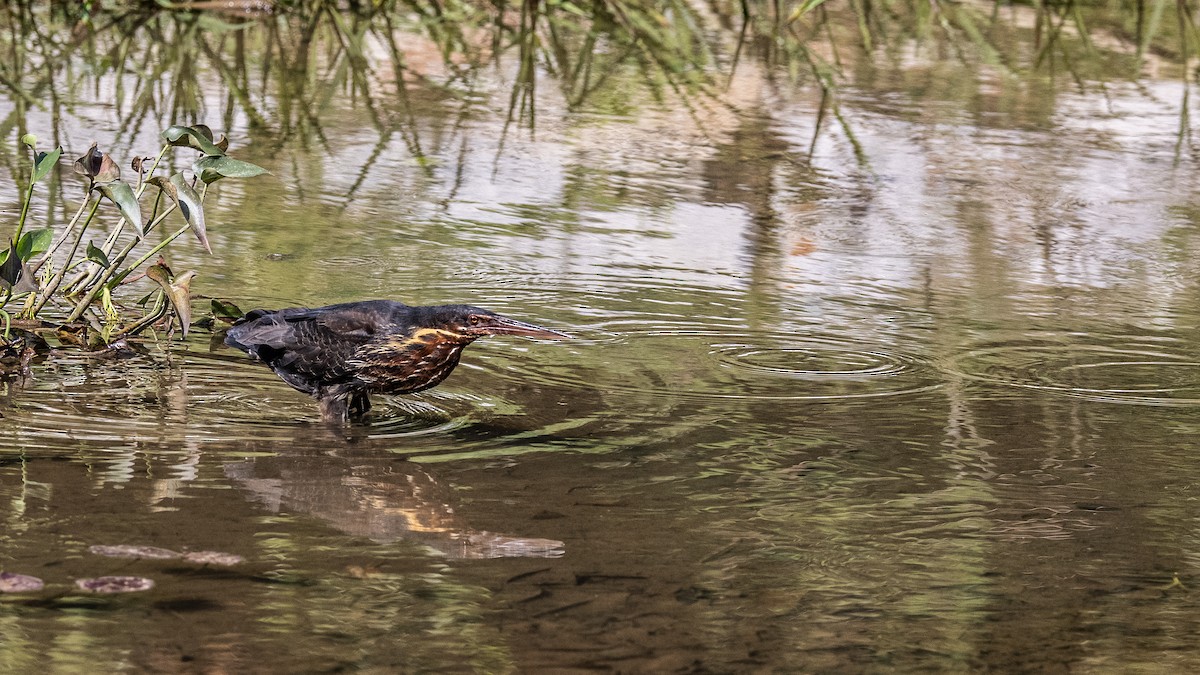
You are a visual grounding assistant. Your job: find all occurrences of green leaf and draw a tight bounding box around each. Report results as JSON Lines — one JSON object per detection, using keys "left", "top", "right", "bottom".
{"left": 150, "top": 174, "right": 209, "bottom": 253}
{"left": 15, "top": 228, "right": 53, "bottom": 261}
{"left": 20, "top": 134, "right": 36, "bottom": 148}
{"left": 86, "top": 241, "right": 112, "bottom": 268}
{"left": 193, "top": 155, "right": 269, "bottom": 184}
{"left": 32, "top": 147, "right": 62, "bottom": 183}
{"left": 211, "top": 298, "right": 244, "bottom": 321}
{"left": 161, "top": 125, "right": 225, "bottom": 156}
{"left": 92, "top": 181, "right": 144, "bottom": 235}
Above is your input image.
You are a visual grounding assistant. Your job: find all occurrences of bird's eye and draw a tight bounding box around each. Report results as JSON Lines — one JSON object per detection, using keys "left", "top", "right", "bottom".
{"left": 469, "top": 315, "right": 482, "bottom": 325}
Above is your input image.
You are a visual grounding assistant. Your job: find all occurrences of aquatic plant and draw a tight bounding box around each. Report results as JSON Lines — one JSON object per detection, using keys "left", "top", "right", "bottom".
{"left": 2, "top": 124, "right": 266, "bottom": 350}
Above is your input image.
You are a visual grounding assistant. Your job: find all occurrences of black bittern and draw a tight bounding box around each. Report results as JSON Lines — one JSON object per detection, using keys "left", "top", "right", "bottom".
{"left": 224, "top": 300, "right": 570, "bottom": 422}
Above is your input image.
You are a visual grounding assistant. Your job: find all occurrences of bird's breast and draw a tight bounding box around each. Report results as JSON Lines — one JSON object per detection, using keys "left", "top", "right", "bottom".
{"left": 348, "top": 331, "right": 469, "bottom": 395}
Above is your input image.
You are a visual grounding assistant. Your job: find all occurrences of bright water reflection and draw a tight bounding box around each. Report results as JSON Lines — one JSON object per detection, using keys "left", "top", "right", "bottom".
{"left": 5, "top": 1, "right": 1200, "bottom": 671}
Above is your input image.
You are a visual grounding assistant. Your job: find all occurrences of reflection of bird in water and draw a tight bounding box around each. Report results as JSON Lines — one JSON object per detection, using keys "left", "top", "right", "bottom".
{"left": 224, "top": 454, "right": 564, "bottom": 559}
{"left": 224, "top": 300, "right": 570, "bottom": 422}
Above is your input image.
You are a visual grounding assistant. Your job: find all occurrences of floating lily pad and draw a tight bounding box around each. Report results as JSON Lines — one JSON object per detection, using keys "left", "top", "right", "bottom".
{"left": 75, "top": 576, "right": 155, "bottom": 594}
{"left": 88, "top": 544, "right": 181, "bottom": 560}
{"left": 0, "top": 572, "right": 44, "bottom": 593}
{"left": 182, "top": 551, "right": 245, "bottom": 566}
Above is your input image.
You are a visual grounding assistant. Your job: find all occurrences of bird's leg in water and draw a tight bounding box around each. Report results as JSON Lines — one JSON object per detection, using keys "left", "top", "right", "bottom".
{"left": 348, "top": 391, "right": 371, "bottom": 418}
{"left": 317, "top": 390, "right": 371, "bottom": 423}
{"left": 318, "top": 395, "right": 350, "bottom": 424}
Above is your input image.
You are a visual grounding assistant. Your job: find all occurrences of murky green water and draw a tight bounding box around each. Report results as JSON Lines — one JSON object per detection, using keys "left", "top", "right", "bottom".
{"left": 5, "top": 2, "right": 1200, "bottom": 671}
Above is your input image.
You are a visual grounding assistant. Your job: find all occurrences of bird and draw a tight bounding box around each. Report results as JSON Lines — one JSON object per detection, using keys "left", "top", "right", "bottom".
{"left": 224, "top": 300, "right": 570, "bottom": 422}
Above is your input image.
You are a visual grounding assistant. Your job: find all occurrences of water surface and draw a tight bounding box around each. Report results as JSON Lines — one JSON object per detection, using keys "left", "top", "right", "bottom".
{"left": 4, "top": 2, "right": 1200, "bottom": 671}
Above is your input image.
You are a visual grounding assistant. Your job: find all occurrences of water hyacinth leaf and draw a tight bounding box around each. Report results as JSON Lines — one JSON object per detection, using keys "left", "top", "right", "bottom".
{"left": 16, "top": 228, "right": 53, "bottom": 261}
{"left": 193, "top": 155, "right": 268, "bottom": 184}
{"left": 0, "top": 572, "right": 44, "bottom": 593}
{"left": 93, "top": 181, "right": 143, "bottom": 234}
{"left": 85, "top": 241, "right": 112, "bottom": 268}
{"left": 75, "top": 576, "right": 155, "bottom": 593}
{"left": 73, "top": 143, "right": 120, "bottom": 184}
{"left": 32, "top": 147, "right": 63, "bottom": 183}
{"left": 88, "top": 544, "right": 180, "bottom": 559}
{"left": 161, "top": 125, "right": 225, "bottom": 156}
{"left": 182, "top": 551, "right": 245, "bottom": 566}
{"left": 20, "top": 133, "right": 36, "bottom": 148}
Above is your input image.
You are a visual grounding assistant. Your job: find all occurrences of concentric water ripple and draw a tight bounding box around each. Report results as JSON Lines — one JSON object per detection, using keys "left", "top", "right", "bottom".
{"left": 473, "top": 328, "right": 942, "bottom": 402}
{"left": 945, "top": 340, "right": 1200, "bottom": 405}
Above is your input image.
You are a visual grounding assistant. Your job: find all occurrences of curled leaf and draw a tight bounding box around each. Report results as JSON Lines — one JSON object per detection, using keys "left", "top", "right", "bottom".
{"left": 161, "top": 125, "right": 225, "bottom": 156}
{"left": 193, "top": 155, "right": 268, "bottom": 184}
{"left": 0, "top": 244, "right": 37, "bottom": 294}
{"left": 73, "top": 143, "right": 120, "bottom": 184}
{"left": 92, "top": 180, "right": 143, "bottom": 235}
{"left": 131, "top": 155, "right": 157, "bottom": 176}
{"left": 150, "top": 174, "right": 208, "bottom": 253}
{"left": 0, "top": 572, "right": 44, "bottom": 593}
{"left": 32, "top": 147, "right": 63, "bottom": 183}
{"left": 168, "top": 272, "right": 196, "bottom": 338}
{"left": 75, "top": 576, "right": 155, "bottom": 594}
{"left": 146, "top": 265, "right": 196, "bottom": 338}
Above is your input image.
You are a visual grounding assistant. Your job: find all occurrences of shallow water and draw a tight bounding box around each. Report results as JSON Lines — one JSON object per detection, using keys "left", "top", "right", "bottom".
{"left": 5, "top": 3, "right": 1200, "bottom": 671}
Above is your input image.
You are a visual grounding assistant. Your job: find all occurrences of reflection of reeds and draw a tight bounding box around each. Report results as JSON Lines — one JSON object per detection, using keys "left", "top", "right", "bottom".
{"left": 0, "top": 0, "right": 1198, "bottom": 176}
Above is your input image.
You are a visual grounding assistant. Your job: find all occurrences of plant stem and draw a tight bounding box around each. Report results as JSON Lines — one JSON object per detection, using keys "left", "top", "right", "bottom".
{"left": 28, "top": 198, "right": 101, "bottom": 318}
{"left": 112, "top": 290, "right": 167, "bottom": 338}
{"left": 32, "top": 195, "right": 92, "bottom": 276}
{"left": 13, "top": 165, "right": 36, "bottom": 246}
{"left": 65, "top": 202, "right": 180, "bottom": 323}
{"left": 124, "top": 221, "right": 193, "bottom": 275}
{"left": 66, "top": 144, "right": 171, "bottom": 295}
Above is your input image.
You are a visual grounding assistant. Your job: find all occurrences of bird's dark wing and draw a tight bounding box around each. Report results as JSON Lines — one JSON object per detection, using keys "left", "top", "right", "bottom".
{"left": 225, "top": 305, "right": 391, "bottom": 395}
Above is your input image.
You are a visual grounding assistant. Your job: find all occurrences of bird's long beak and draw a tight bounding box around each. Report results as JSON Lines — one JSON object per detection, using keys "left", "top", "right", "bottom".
{"left": 485, "top": 315, "right": 572, "bottom": 340}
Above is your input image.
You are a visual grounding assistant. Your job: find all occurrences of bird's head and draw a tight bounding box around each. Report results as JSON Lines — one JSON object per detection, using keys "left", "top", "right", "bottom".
{"left": 423, "top": 305, "right": 571, "bottom": 342}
